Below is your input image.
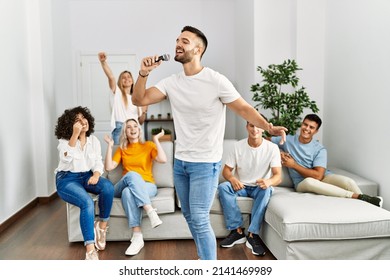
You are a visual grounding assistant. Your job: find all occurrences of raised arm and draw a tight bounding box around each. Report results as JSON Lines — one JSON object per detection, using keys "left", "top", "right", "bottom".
{"left": 103, "top": 135, "right": 118, "bottom": 171}
{"left": 98, "top": 52, "right": 116, "bottom": 93}
{"left": 227, "top": 97, "right": 287, "bottom": 144}
{"left": 138, "top": 106, "right": 148, "bottom": 125}
{"left": 132, "top": 55, "right": 167, "bottom": 106}
{"left": 152, "top": 130, "right": 167, "bottom": 163}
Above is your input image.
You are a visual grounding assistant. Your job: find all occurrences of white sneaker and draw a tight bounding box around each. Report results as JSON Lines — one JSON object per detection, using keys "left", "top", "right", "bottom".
{"left": 85, "top": 249, "right": 99, "bottom": 260}
{"left": 125, "top": 234, "right": 144, "bottom": 255}
{"left": 147, "top": 208, "right": 162, "bottom": 228}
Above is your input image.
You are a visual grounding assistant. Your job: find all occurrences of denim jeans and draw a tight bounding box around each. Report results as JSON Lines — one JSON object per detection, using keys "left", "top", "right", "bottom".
{"left": 56, "top": 171, "right": 114, "bottom": 246}
{"left": 218, "top": 181, "right": 273, "bottom": 235}
{"left": 174, "top": 159, "right": 222, "bottom": 260}
{"left": 112, "top": 121, "right": 123, "bottom": 145}
{"left": 114, "top": 171, "right": 158, "bottom": 228}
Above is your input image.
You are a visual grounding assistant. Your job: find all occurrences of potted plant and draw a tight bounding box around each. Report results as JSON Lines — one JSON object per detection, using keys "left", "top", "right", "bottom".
{"left": 251, "top": 59, "right": 319, "bottom": 135}
{"left": 151, "top": 127, "right": 172, "bottom": 142}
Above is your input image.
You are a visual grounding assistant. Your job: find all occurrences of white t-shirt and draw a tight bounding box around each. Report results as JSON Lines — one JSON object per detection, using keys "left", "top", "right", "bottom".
{"left": 225, "top": 138, "right": 281, "bottom": 186}
{"left": 110, "top": 87, "right": 141, "bottom": 130}
{"left": 155, "top": 67, "right": 240, "bottom": 162}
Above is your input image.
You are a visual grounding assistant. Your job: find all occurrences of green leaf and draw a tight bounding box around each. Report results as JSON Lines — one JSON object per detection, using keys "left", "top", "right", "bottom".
{"left": 251, "top": 59, "right": 320, "bottom": 135}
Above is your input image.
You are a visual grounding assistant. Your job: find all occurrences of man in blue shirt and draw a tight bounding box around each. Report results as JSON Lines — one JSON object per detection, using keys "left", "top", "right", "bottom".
{"left": 270, "top": 114, "right": 382, "bottom": 207}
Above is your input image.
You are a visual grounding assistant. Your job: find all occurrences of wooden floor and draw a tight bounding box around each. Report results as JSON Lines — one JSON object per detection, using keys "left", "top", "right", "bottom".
{"left": 0, "top": 197, "right": 276, "bottom": 260}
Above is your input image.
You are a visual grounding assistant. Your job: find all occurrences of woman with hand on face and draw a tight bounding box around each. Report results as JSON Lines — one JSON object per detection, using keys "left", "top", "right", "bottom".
{"left": 54, "top": 106, "right": 114, "bottom": 260}
{"left": 104, "top": 119, "right": 167, "bottom": 256}
{"left": 98, "top": 52, "right": 148, "bottom": 145}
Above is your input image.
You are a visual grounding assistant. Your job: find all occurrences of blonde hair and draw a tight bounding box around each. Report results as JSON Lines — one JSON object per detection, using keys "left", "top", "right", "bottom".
{"left": 119, "top": 119, "right": 144, "bottom": 150}
{"left": 117, "top": 71, "right": 134, "bottom": 108}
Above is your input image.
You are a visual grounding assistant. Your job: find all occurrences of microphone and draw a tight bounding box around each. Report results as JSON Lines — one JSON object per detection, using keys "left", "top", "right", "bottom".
{"left": 155, "top": 54, "right": 170, "bottom": 62}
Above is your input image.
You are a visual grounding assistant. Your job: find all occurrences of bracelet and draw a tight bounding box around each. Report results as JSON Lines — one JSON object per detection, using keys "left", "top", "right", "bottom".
{"left": 139, "top": 70, "right": 149, "bottom": 78}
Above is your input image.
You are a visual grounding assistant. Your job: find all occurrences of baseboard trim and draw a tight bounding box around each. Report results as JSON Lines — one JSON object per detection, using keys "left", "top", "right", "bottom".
{"left": 38, "top": 192, "right": 58, "bottom": 204}
{"left": 0, "top": 192, "right": 58, "bottom": 234}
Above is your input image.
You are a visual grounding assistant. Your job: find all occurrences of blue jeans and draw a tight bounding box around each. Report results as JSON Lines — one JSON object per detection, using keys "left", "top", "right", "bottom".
{"left": 174, "top": 159, "right": 222, "bottom": 260}
{"left": 114, "top": 171, "right": 158, "bottom": 228}
{"left": 112, "top": 121, "right": 123, "bottom": 145}
{"left": 56, "top": 171, "right": 114, "bottom": 246}
{"left": 218, "top": 182, "right": 273, "bottom": 235}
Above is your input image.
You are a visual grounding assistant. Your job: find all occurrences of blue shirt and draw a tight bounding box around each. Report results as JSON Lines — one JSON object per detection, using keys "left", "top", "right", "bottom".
{"left": 271, "top": 135, "right": 331, "bottom": 187}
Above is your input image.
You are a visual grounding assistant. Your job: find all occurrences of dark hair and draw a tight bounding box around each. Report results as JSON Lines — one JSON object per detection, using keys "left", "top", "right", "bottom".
{"left": 55, "top": 106, "right": 95, "bottom": 139}
{"left": 303, "top": 114, "right": 322, "bottom": 130}
{"left": 181, "top": 26, "right": 208, "bottom": 58}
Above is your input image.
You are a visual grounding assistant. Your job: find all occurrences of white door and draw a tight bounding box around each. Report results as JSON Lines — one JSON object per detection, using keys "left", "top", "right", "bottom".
{"left": 78, "top": 52, "right": 137, "bottom": 157}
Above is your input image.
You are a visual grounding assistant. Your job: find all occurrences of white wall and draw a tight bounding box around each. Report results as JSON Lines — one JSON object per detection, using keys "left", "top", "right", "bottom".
{"left": 0, "top": 0, "right": 57, "bottom": 224}
{"left": 253, "top": 0, "right": 325, "bottom": 141}
{"left": 234, "top": 0, "right": 255, "bottom": 138}
{"left": 324, "top": 0, "right": 390, "bottom": 209}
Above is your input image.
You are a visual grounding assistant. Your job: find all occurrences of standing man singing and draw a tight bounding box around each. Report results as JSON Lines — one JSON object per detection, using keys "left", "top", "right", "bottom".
{"left": 132, "top": 26, "right": 287, "bottom": 260}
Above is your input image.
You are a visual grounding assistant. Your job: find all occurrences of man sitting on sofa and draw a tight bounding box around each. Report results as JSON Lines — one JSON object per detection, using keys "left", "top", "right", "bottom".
{"left": 218, "top": 119, "right": 282, "bottom": 256}
{"left": 270, "top": 113, "right": 383, "bottom": 207}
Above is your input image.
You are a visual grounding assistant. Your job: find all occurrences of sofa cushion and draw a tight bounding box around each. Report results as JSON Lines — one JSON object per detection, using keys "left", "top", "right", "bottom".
{"left": 265, "top": 190, "right": 390, "bottom": 242}
{"left": 105, "top": 141, "right": 174, "bottom": 188}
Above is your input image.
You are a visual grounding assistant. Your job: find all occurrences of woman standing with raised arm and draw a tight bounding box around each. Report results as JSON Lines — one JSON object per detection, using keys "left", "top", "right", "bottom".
{"left": 98, "top": 52, "right": 148, "bottom": 144}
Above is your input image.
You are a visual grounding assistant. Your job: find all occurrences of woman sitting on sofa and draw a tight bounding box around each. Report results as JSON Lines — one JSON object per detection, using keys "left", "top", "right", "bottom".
{"left": 104, "top": 118, "right": 167, "bottom": 256}
{"left": 54, "top": 106, "right": 114, "bottom": 260}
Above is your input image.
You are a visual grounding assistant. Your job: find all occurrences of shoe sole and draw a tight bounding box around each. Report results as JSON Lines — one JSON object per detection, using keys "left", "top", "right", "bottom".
{"left": 151, "top": 220, "right": 163, "bottom": 229}
{"left": 220, "top": 237, "right": 247, "bottom": 248}
{"left": 245, "top": 241, "right": 265, "bottom": 256}
{"left": 125, "top": 244, "right": 144, "bottom": 256}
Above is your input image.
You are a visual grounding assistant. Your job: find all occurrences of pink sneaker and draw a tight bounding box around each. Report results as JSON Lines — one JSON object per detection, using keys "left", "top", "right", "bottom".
{"left": 94, "top": 221, "right": 108, "bottom": 250}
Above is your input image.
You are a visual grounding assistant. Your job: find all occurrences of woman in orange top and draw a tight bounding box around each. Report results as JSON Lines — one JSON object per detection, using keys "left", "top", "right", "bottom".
{"left": 104, "top": 118, "right": 167, "bottom": 256}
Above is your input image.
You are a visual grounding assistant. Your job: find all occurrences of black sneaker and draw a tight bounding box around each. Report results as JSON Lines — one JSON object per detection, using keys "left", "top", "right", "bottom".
{"left": 220, "top": 229, "right": 247, "bottom": 248}
{"left": 246, "top": 234, "right": 266, "bottom": 256}
{"left": 358, "top": 194, "right": 383, "bottom": 207}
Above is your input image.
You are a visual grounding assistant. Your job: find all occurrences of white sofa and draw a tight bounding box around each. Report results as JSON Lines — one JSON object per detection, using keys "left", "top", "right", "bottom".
{"left": 67, "top": 139, "right": 390, "bottom": 259}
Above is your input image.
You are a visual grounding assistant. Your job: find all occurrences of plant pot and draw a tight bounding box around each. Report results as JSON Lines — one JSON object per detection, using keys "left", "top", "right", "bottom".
{"left": 158, "top": 135, "right": 172, "bottom": 142}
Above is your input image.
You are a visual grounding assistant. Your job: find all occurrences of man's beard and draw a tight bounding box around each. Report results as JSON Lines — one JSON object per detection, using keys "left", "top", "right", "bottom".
{"left": 174, "top": 48, "right": 196, "bottom": 64}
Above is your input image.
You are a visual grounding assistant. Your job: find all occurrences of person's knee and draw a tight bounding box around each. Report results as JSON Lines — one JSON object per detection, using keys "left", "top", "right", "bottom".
{"left": 100, "top": 179, "right": 114, "bottom": 196}
{"left": 123, "top": 171, "right": 141, "bottom": 184}
{"left": 121, "top": 187, "right": 131, "bottom": 199}
{"left": 191, "top": 212, "right": 210, "bottom": 230}
{"left": 255, "top": 186, "right": 272, "bottom": 199}
{"left": 83, "top": 198, "right": 95, "bottom": 215}
{"left": 297, "top": 177, "right": 318, "bottom": 192}
{"left": 218, "top": 181, "right": 232, "bottom": 194}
